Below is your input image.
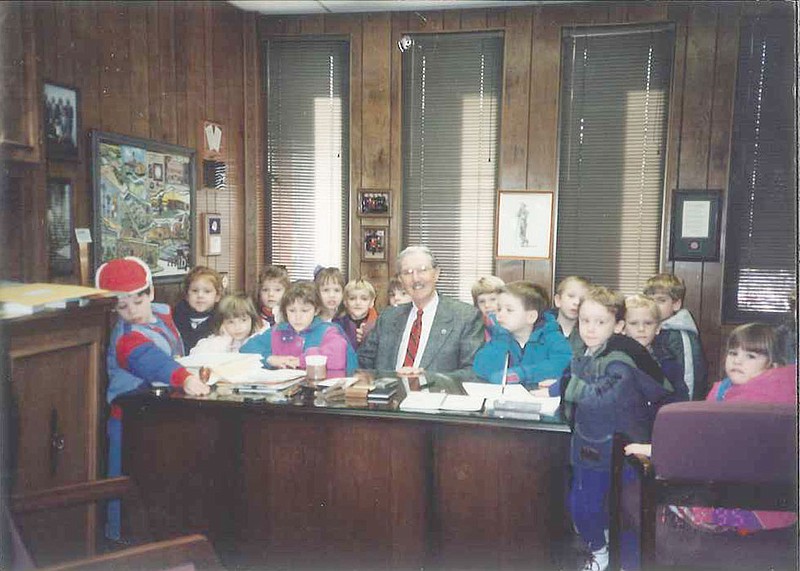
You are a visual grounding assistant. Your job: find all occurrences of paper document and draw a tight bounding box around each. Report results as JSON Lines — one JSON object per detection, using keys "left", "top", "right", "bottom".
{"left": 399, "top": 392, "right": 485, "bottom": 413}
{"left": 176, "top": 353, "right": 303, "bottom": 384}
{"left": 527, "top": 395, "right": 561, "bottom": 415}
{"left": 462, "top": 382, "right": 536, "bottom": 402}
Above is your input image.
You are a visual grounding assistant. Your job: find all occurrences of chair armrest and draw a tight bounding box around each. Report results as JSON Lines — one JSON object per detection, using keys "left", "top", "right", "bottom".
{"left": 39, "top": 534, "right": 223, "bottom": 571}
{"left": 11, "top": 477, "right": 135, "bottom": 514}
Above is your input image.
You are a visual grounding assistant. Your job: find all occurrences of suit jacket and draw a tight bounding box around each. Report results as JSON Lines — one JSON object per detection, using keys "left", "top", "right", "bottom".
{"left": 357, "top": 295, "right": 484, "bottom": 381}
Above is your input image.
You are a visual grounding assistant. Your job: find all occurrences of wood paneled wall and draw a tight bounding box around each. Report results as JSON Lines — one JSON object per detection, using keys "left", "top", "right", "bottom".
{"left": 1, "top": 1, "right": 258, "bottom": 304}
{"left": 257, "top": 2, "right": 759, "bottom": 384}
{"left": 1, "top": 2, "right": 784, "bottom": 386}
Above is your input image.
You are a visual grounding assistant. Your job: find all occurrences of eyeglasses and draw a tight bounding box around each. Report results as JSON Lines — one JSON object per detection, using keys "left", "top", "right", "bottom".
{"left": 400, "top": 266, "right": 435, "bottom": 277}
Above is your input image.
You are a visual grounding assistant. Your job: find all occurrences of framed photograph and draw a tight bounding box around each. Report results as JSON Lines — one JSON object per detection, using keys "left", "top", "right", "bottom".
{"left": 496, "top": 190, "right": 554, "bottom": 260}
{"left": 43, "top": 82, "right": 79, "bottom": 160}
{"left": 358, "top": 190, "right": 391, "bottom": 217}
{"left": 202, "top": 212, "right": 222, "bottom": 256}
{"left": 91, "top": 130, "right": 195, "bottom": 283}
{"left": 46, "top": 178, "right": 74, "bottom": 277}
{"left": 669, "top": 189, "right": 722, "bottom": 261}
{"left": 362, "top": 226, "right": 388, "bottom": 261}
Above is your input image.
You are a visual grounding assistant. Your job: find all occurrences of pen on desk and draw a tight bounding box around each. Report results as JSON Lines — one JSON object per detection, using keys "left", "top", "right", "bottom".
{"left": 234, "top": 386, "right": 275, "bottom": 395}
{"left": 501, "top": 352, "right": 509, "bottom": 396}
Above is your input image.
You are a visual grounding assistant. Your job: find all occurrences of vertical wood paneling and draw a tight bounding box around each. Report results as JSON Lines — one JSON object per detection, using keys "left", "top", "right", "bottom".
{"left": 389, "top": 12, "right": 408, "bottom": 282}
{"left": 99, "top": 4, "right": 131, "bottom": 135}
{"left": 54, "top": 3, "right": 74, "bottom": 85}
{"left": 460, "top": 9, "right": 487, "bottom": 30}
{"left": 496, "top": 6, "right": 532, "bottom": 284}
{"left": 243, "top": 11, "right": 262, "bottom": 291}
{"left": 299, "top": 14, "right": 324, "bottom": 35}
{"left": 487, "top": 9, "right": 506, "bottom": 29}
{"left": 443, "top": 10, "right": 461, "bottom": 31}
{"left": 158, "top": 2, "right": 178, "bottom": 145}
{"left": 702, "top": 7, "right": 741, "bottom": 384}
{"left": 674, "top": 6, "right": 719, "bottom": 327}
{"left": 361, "top": 13, "right": 392, "bottom": 190}
{"left": 128, "top": 5, "right": 150, "bottom": 139}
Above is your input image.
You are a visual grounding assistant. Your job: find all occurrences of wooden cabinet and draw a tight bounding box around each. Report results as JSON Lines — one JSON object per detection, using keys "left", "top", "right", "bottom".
{"left": 0, "top": 2, "right": 41, "bottom": 163}
{"left": 2, "top": 299, "right": 112, "bottom": 564}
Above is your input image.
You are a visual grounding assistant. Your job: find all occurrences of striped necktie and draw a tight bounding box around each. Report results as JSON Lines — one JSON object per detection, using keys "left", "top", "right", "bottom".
{"left": 403, "top": 308, "right": 424, "bottom": 367}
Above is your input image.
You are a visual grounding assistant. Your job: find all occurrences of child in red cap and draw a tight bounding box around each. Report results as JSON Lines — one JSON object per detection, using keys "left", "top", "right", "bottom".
{"left": 96, "top": 256, "right": 209, "bottom": 539}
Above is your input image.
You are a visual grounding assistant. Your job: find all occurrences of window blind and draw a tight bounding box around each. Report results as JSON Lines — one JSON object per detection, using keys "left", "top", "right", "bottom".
{"left": 402, "top": 32, "right": 502, "bottom": 302}
{"left": 265, "top": 39, "right": 350, "bottom": 280}
{"left": 555, "top": 25, "right": 674, "bottom": 295}
{"left": 722, "top": 12, "right": 796, "bottom": 322}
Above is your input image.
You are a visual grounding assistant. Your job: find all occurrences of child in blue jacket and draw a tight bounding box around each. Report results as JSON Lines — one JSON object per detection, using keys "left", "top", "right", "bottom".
{"left": 473, "top": 281, "right": 572, "bottom": 388}
{"left": 542, "top": 285, "right": 673, "bottom": 571}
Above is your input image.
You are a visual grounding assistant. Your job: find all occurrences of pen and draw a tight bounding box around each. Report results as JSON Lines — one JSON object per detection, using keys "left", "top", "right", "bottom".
{"left": 234, "top": 387, "right": 276, "bottom": 395}
{"left": 501, "top": 352, "right": 509, "bottom": 396}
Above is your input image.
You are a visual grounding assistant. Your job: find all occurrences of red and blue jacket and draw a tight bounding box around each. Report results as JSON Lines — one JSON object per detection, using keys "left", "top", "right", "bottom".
{"left": 107, "top": 303, "right": 190, "bottom": 412}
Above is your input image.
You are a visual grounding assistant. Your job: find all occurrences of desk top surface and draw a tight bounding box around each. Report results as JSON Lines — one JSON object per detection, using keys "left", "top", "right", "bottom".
{"left": 118, "top": 373, "right": 570, "bottom": 434}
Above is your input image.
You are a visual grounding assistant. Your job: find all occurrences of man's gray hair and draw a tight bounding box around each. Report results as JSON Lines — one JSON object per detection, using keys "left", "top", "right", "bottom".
{"left": 396, "top": 245, "right": 438, "bottom": 272}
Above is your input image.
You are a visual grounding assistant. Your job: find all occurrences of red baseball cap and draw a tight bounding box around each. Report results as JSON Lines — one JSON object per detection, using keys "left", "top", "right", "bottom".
{"left": 95, "top": 256, "right": 153, "bottom": 294}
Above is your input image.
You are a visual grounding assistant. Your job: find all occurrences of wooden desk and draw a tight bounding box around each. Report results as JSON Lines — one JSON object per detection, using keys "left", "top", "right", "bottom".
{"left": 120, "top": 392, "right": 571, "bottom": 570}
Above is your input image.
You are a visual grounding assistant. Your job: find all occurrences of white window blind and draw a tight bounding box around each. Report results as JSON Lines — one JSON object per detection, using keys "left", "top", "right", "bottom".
{"left": 555, "top": 25, "right": 674, "bottom": 295}
{"left": 723, "top": 12, "right": 796, "bottom": 321}
{"left": 265, "top": 39, "right": 349, "bottom": 280}
{"left": 402, "top": 32, "right": 502, "bottom": 302}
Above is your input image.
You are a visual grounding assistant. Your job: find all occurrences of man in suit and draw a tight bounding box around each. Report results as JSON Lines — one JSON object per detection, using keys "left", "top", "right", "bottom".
{"left": 358, "top": 246, "right": 484, "bottom": 381}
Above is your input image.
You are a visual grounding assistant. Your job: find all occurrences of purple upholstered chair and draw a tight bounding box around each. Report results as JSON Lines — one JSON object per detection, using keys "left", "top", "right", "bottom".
{"left": 611, "top": 401, "right": 798, "bottom": 571}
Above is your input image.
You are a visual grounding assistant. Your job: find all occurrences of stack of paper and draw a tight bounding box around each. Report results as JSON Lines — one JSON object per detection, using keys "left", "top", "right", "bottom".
{"left": 176, "top": 353, "right": 304, "bottom": 385}
{"left": 462, "top": 382, "right": 561, "bottom": 416}
{"left": 0, "top": 283, "right": 107, "bottom": 318}
{"left": 399, "top": 392, "right": 485, "bottom": 413}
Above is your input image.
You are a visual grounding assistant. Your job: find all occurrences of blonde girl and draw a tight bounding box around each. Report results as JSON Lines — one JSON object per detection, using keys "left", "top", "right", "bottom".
{"left": 191, "top": 294, "right": 264, "bottom": 354}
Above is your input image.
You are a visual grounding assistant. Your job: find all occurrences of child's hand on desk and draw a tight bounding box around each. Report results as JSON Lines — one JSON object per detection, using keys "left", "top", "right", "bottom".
{"left": 624, "top": 443, "right": 652, "bottom": 457}
{"left": 267, "top": 355, "right": 301, "bottom": 369}
{"left": 183, "top": 374, "right": 211, "bottom": 396}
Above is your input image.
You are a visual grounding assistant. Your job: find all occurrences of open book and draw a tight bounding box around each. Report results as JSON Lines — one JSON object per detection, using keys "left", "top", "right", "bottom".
{"left": 176, "top": 353, "right": 304, "bottom": 384}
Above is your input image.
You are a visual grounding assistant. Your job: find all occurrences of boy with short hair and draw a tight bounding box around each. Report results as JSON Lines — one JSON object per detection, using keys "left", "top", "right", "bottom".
{"left": 624, "top": 294, "right": 688, "bottom": 401}
{"left": 96, "top": 256, "right": 209, "bottom": 538}
{"left": 471, "top": 275, "right": 505, "bottom": 341}
{"left": 334, "top": 278, "right": 378, "bottom": 349}
{"left": 643, "top": 273, "right": 707, "bottom": 399}
{"left": 473, "top": 281, "right": 571, "bottom": 387}
{"left": 387, "top": 274, "right": 412, "bottom": 307}
{"left": 550, "top": 285, "right": 673, "bottom": 571}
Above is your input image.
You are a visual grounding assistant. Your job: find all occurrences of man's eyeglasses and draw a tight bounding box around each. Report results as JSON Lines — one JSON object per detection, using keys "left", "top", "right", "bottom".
{"left": 400, "top": 266, "right": 435, "bottom": 277}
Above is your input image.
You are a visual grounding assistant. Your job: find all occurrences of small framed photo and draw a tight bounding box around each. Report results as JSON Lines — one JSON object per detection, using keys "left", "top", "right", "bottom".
{"left": 357, "top": 190, "right": 391, "bottom": 217}
{"left": 496, "top": 190, "right": 554, "bottom": 260}
{"left": 669, "top": 189, "right": 722, "bottom": 261}
{"left": 43, "top": 82, "right": 80, "bottom": 160}
{"left": 362, "top": 226, "right": 388, "bottom": 261}
{"left": 46, "top": 178, "right": 74, "bottom": 277}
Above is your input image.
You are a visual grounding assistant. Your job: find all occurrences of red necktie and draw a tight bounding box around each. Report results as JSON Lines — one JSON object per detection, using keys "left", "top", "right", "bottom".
{"left": 403, "top": 308, "right": 424, "bottom": 367}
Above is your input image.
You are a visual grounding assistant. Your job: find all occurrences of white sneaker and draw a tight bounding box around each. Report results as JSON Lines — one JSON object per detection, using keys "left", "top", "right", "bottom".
{"left": 580, "top": 545, "right": 609, "bottom": 571}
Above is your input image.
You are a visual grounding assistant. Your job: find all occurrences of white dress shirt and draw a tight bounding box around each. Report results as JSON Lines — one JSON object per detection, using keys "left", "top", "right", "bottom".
{"left": 395, "top": 292, "right": 440, "bottom": 370}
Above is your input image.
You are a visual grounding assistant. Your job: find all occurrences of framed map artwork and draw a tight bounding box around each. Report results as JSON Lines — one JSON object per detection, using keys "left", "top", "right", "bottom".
{"left": 90, "top": 130, "right": 195, "bottom": 282}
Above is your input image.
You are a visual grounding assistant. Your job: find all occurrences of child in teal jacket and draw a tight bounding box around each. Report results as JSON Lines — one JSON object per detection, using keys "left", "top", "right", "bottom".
{"left": 473, "top": 281, "right": 572, "bottom": 388}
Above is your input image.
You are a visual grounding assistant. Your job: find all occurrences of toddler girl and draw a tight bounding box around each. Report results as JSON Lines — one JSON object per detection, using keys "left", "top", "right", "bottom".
{"left": 173, "top": 266, "right": 223, "bottom": 351}
{"left": 191, "top": 294, "right": 264, "bottom": 354}
{"left": 314, "top": 266, "right": 345, "bottom": 321}
{"left": 241, "top": 281, "right": 357, "bottom": 376}
{"left": 256, "top": 265, "right": 290, "bottom": 327}
{"left": 626, "top": 323, "right": 797, "bottom": 533}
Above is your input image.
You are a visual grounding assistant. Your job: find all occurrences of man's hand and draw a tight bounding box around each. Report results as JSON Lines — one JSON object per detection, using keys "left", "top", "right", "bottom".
{"left": 396, "top": 366, "right": 425, "bottom": 377}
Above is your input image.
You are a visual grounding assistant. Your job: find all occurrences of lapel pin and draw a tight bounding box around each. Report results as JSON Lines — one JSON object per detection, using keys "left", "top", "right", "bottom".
{"left": 441, "top": 329, "right": 447, "bottom": 335}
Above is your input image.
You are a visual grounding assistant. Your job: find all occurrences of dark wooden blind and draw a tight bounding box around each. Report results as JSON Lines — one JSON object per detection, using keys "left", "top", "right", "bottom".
{"left": 265, "top": 39, "right": 350, "bottom": 280}
{"left": 402, "top": 32, "right": 502, "bottom": 302}
{"left": 555, "top": 24, "right": 675, "bottom": 294}
{"left": 722, "top": 11, "right": 796, "bottom": 322}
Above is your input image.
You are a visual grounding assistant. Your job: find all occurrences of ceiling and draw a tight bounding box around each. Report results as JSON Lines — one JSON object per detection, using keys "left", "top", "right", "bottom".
{"left": 227, "top": 0, "right": 550, "bottom": 16}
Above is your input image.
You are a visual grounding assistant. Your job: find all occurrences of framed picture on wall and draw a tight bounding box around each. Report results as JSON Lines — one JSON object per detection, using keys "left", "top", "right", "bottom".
{"left": 362, "top": 226, "right": 388, "bottom": 261}
{"left": 496, "top": 190, "right": 554, "bottom": 260}
{"left": 357, "top": 190, "right": 391, "bottom": 217}
{"left": 43, "top": 82, "right": 80, "bottom": 160}
{"left": 46, "top": 178, "right": 74, "bottom": 277}
{"left": 90, "top": 130, "right": 196, "bottom": 283}
{"left": 669, "top": 189, "right": 722, "bottom": 261}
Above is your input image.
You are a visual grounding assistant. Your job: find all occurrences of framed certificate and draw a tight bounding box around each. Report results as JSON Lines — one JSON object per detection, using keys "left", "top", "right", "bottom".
{"left": 669, "top": 189, "right": 722, "bottom": 261}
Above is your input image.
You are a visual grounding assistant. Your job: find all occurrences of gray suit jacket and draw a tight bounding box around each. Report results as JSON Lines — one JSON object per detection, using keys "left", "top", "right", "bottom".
{"left": 357, "top": 295, "right": 484, "bottom": 381}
